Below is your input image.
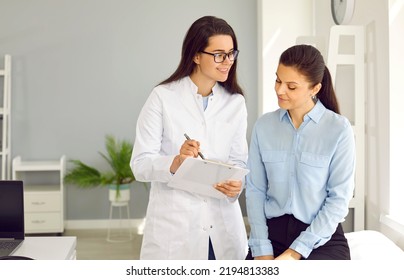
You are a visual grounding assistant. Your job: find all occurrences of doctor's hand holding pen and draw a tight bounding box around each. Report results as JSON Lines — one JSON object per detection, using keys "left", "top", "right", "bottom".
{"left": 169, "top": 134, "right": 204, "bottom": 174}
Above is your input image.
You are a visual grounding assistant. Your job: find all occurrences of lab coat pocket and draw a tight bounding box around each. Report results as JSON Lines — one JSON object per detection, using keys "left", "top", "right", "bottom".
{"left": 151, "top": 187, "right": 191, "bottom": 245}
{"left": 167, "top": 237, "right": 191, "bottom": 259}
{"left": 220, "top": 199, "right": 246, "bottom": 241}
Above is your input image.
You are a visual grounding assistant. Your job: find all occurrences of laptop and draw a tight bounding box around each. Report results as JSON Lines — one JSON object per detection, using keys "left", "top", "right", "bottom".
{"left": 0, "top": 180, "right": 25, "bottom": 257}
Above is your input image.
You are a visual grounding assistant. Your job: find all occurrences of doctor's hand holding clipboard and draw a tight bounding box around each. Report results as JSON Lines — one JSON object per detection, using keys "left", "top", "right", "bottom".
{"left": 168, "top": 133, "right": 249, "bottom": 199}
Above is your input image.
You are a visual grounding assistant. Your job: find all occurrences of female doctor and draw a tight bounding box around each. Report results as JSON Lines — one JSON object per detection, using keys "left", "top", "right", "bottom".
{"left": 130, "top": 16, "right": 248, "bottom": 260}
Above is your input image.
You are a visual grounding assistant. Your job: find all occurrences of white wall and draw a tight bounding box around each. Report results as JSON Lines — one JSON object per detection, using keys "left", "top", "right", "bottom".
{"left": 389, "top": 0, "right": 404, "bottom": 215}
{"left": 0, "top": 0, "right": 258, "bottom": 220}
{"left": 258, "top": 0, "right": 314, "bottom": 115}
{"left": 383, "top": 0, "right": 404, "bottom": 249}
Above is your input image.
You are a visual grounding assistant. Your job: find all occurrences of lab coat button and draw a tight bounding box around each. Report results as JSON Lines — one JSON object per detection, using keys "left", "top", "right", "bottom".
{"left": 203, "top": 227, "right": 207, "bottom": 231}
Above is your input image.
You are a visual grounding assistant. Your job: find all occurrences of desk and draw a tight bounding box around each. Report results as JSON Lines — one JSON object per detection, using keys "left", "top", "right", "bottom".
{"left": 12, "top": 236, "right": 77, "bottom": 260}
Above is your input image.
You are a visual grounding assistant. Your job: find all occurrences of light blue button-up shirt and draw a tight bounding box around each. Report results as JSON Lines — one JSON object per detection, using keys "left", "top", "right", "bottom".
{"left": 246, "top": 101, "right": 355, "bottom": 258}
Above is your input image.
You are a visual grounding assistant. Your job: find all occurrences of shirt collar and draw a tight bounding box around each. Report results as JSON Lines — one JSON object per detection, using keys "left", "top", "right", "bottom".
{"left": 211, "top": 82, "right": 219, "bottom": 95}
{"left": 279, "top": 100, "right": 326, "bottom": 124}
{"left": 186, "top": 76, "right": 217, "bottom": 97}
{"left": 307, "top": 100, "right": 326, "bottom": 123}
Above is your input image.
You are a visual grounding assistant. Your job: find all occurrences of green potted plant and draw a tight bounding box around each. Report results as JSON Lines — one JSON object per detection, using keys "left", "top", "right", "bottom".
{"left": 64, "top": 134, "right": 142, "bottom": 202}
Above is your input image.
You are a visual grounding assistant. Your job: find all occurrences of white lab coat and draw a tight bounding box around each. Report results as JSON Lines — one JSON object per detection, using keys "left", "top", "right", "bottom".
{"left": 131, "top": 76, "right": 248, "bottom": 260}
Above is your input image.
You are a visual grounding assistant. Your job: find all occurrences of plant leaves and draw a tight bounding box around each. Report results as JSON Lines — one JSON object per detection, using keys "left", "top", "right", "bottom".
{"left": 64, "top": 135, "right": 136, "bottom": 188}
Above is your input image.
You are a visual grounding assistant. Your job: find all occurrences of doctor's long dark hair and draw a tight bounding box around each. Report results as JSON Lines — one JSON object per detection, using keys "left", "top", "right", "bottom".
{"left": 279, "top": 44, "right": 340, "bottom": 114}
{"left": 159, "top": 16, "right": 244, "bottom": 96}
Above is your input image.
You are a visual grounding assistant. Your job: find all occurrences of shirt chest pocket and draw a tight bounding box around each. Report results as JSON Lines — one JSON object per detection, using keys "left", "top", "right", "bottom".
{"left": 298, "top": 152, "right": 330, "bottom": 188}
{"left": 262, "top": 151, "right": 288, "bottom": 183}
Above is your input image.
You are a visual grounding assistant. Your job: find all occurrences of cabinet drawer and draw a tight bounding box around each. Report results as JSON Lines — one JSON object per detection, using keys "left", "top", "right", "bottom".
{"left": 25, "top": 212, "right": 61, "bottom": 232}
{"left": 24, "top": 192, "right": 60, "bottom": 212}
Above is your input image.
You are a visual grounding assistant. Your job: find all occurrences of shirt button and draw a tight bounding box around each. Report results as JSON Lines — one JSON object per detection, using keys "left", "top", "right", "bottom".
{"left": 204, "top": 199, "right": 207, "bottom": 203}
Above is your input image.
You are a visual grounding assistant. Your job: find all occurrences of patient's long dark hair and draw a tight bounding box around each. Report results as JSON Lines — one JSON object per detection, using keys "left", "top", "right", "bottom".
{"left": 159, "top": 16, "right": 243, "bottom": 96}
{"left": 279, "top": 44, "right": 340, "bottom": 114}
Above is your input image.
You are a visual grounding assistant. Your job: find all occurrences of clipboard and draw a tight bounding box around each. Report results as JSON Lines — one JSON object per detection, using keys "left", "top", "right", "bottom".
{"left": 167, "top": 157, "right": 250, "bottom": 199}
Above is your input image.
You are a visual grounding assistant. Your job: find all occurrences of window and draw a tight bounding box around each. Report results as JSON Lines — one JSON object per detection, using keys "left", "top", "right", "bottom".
{"left": 386, "top": 0, "right": 404, "bottom": 232}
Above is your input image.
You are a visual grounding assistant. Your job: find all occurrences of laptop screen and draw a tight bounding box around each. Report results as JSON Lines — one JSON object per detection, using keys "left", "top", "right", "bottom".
{"left": 0, "top": 181, "right": 24, "bottom": 239}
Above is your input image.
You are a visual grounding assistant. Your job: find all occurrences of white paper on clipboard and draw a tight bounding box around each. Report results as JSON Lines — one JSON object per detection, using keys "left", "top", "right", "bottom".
{"left": 167, "top": 157, "right": 250, "bottom": 199}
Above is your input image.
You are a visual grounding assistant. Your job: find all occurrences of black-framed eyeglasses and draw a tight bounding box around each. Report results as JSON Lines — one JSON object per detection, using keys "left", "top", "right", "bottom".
{"left": 200, "top": 50, "right": 239, "bottom": 63}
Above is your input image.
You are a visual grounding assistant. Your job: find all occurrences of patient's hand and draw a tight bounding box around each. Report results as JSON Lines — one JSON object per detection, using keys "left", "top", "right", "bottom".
{"left": 275, "top": 248, "right": 301, "bottom": 260}
{"left": 254, "top": 255, "right": 274, "bottom": 260}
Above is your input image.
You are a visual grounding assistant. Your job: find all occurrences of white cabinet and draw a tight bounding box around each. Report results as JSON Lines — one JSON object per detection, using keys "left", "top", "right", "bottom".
{"left": 12, "top": 155, "right": 66, "bottom": 234}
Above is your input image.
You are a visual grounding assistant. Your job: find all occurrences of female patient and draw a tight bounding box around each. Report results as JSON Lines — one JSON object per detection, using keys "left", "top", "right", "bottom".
{"left": 131, "top": 16, "right": 248, "bottom": 260}
{"left": 246, "top": 44, "right": 355, "bottom": 260}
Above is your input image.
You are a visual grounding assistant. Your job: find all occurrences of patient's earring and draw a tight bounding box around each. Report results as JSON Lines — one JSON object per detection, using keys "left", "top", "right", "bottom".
{"left": 311, "top": 95, "right": 317, "bottom": 102}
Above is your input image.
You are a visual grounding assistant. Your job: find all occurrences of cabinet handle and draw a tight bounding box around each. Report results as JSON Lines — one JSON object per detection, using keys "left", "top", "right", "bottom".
{"left": 31, "top": 220, "right": 46, "bottom": 224}
{"left": 32, "top": 202, "right": 45, "bottom": 205}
